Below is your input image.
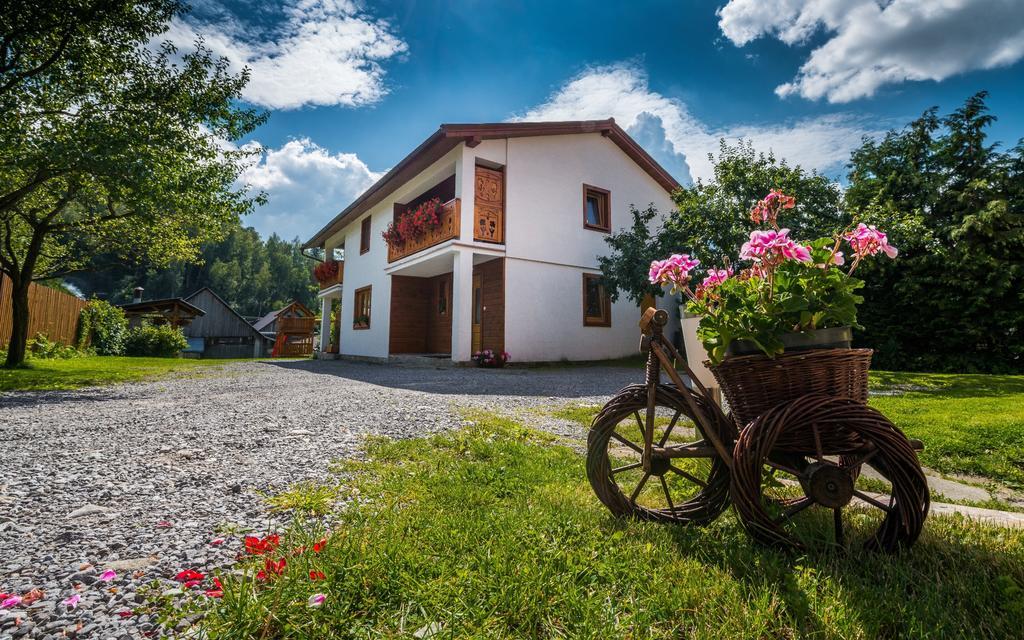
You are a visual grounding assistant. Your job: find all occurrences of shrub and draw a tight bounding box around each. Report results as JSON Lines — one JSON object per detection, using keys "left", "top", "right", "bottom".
{"left": 28, "top": 333, "right": 82, "bottom": 360}
{"left": 123, "top": 323, "right": 188, "bottom": 358}
{"left": 78, "top": 299, "right": 128, "bottom": 355}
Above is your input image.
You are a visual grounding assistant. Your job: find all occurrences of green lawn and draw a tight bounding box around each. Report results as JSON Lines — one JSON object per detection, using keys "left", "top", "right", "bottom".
{"left": 553, "top": 371, "right": 1024, "bottom": 491}
{"left": 157, "top": 411, "right": 1024, "bottom": 639}
{"left": 0, "top": 356, "right": 262, "bottom": 391}
{"left": 868, "top": 372, "right": 1024, "bottom": 490}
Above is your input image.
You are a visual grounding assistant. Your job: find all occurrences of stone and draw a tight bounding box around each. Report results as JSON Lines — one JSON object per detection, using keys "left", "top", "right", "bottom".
{"left": 67, "top": 505, "right": 108, "bottom": 519}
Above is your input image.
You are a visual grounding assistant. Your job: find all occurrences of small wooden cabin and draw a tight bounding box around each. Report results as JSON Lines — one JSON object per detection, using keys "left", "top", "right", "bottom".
{"left": 253, "top": 300, "right": 316, "bottom": 357}
{"left": 181, "top": 287, "right": 273, "bottom": 358}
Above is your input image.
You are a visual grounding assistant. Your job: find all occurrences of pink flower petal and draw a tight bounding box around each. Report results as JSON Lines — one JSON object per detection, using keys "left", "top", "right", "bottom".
{"left": 98, "top": 570, "right": 117, "bottom": 582}
{"left": 62, "top": 594, "right": 81, "bottom": 610}
{"left": 307, "top": 593, "right": 326, "bottom": 608}
{"left": 1, "top": 595, "right": 22, "bottom": 609}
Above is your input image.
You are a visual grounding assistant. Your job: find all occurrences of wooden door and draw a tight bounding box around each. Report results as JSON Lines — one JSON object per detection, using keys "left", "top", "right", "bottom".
{"left": 474, "top": 166, "right": 504, "bottom": 243}
{"left": 472, "top": 274, "right": 482, "bottom": 353}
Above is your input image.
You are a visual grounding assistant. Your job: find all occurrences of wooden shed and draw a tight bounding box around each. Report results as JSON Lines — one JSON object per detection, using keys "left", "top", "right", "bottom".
{"left": 181, "top": 287, "right": 273, "bottom": 358}
{"left": 253, "top": 300, "right": 316, "bottom": 357}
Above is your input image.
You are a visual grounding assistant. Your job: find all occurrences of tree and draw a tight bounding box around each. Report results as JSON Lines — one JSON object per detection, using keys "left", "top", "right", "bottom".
{"left": 847, "top": 92, "right": 1024, "bottom": 372}
{"left": 0, "top": 0, "right": 265, "bottom": 366}
{"left": 599, "top": 140, "right": 846, "bottom": 304}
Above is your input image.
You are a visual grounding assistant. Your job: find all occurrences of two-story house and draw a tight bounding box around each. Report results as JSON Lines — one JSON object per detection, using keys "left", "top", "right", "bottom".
{"left": 303, "top": 119, "right": 680, "bottom": 363}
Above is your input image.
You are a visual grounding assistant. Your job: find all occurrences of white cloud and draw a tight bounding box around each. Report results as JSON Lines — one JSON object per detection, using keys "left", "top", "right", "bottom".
{"left": 515, "top": 63, "right": 882, "bottom": 182}
{"left": 162, "top": 0, "right": 407, "bottom": 110}
{"left": 717, "top": 0, "right": 1024, "bottom": 103}
{"left": 239, "top": 138, "right": 383, "bottom": 239}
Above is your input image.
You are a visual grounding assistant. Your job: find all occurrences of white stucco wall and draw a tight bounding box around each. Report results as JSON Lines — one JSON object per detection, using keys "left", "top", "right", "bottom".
{"left": 498, "top": 133, "right": 677, "bottom": 362}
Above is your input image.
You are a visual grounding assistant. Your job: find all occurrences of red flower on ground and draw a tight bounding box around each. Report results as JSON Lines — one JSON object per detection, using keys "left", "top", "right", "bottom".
{"left": 117, "top": 610, "right": 134, "bottom": 618}
{"left": 312, "top": 538, "right": 327, "bottom": 553}
{"left": 264, "top": 558, "right": 286, "bottom": 576}
{"left": 204, "top": 578, "right": 223, "bottom": 598}
{"left": 309, "top": 570, "right": 325, "bottom": 581}
{"left": 244, "top": 534, "right": 280, "bottom": 555}
{"left": 174, "top": 570, "right": 205, "bottom": 583}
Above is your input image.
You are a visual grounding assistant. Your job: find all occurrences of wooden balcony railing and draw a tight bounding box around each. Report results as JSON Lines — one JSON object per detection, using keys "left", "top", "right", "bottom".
{"left": 318, "top": 261, "right": 344, "bottom": 290}
{"left": 387, "top": 198, "right": 460, "bottom": 263}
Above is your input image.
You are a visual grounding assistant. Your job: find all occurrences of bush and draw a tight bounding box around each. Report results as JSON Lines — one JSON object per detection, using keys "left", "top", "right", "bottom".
{"left": 27, "top": 333, "right": 82, "bottom": 359}
{"left": 123, "top": 323, "right": 188, "bottom": 358}
{"left": 78, "top": 299, "right": 128, "bottom": 355}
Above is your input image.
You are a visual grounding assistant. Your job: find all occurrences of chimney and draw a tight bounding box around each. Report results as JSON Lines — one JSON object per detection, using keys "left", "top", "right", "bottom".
{"left": 132, "top": 287, "right": 144, "bottom": 304}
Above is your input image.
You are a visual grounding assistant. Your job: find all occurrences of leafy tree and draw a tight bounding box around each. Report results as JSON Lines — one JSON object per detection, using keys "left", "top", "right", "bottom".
{"left": 599, "top": 140, "right": 846, "bottom": 304}
{"left": 69, "top": 225, "right": 319, "bottom": 317}
{"left": 847, "top": 92, "right": 1024, "bottom": 372}
{"left": 0, "top": 0, "right": 265, "bottom": 366}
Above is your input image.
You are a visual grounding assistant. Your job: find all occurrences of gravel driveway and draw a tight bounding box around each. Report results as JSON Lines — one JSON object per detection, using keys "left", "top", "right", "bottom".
{"left": 0, "top": 359, "right": 638, "bottom": 638}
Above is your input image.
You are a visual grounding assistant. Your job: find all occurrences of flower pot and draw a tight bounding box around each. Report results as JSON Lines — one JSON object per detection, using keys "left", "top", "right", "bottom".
{"left": 724, "top": 326, "right": 852, "bottom": 358}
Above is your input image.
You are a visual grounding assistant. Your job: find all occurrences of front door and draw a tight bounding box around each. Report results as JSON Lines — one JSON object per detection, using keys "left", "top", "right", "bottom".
{"left": 472, "top": 273, "right": 482, "bottom": 353}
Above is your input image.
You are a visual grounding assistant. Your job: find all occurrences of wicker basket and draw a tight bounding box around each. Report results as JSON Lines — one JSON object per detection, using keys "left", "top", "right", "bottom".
{"left": 708, "top": 348, "right": 873, "bottom": 429}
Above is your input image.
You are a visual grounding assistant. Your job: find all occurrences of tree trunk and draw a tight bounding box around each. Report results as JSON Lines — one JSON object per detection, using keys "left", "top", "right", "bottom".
{"left": 4, "top": 275, "right": 31, "bottom": 367}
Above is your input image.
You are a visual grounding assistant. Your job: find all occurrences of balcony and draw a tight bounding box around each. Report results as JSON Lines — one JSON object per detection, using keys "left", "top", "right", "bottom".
{"left": 387, "top": 198, "right": 461, "bottom": 263}
{"left": 317, "top": 260, "right": 344, "bottom": 290}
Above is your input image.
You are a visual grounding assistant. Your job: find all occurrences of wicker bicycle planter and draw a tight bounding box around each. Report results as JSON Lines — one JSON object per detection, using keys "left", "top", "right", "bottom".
{"left": 709, "top": 345, "right": 873, "bottom": 429}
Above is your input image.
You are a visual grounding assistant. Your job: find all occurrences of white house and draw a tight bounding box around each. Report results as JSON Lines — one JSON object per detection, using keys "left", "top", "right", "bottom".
{"left": 303, "top": 119, "right": 680, "bottom": 363}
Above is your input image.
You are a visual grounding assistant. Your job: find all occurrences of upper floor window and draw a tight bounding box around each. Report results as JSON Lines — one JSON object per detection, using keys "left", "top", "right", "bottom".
{"left": 360, "top": 217, "right": 371, "bottom": 254}
{"left": 583, "top": 184, "right": 611, "bottom": 232}
{"left": 583, "top": 273, "right": 611, "bottom": 327}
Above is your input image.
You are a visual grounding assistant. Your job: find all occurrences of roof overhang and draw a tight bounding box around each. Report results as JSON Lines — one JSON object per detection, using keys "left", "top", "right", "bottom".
{"left": 302, "top": 119, "right": 681, "bottom": 249}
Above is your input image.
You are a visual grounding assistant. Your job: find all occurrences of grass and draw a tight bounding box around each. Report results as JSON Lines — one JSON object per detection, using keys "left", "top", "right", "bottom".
{"left": 868, "top": 371, "right": 1024, "bottom": 490}
{"left": 164, "top": 411, "right": 1024, "bottom": 639}
{"left": 549, "top": 371, "right": 1024, "bottom": 491}
{"left": 265, "top": 481, "right": 342, "bottom": 516}
{"left": 0, "top": 355, "right": 267, "bottom": 391}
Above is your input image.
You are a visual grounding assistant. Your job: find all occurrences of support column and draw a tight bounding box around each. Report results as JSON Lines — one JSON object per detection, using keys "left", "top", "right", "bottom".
{"left": 451, "top": 250, "right": 474, "bottom": 362}
{"left": 319, "top": 296, "right": 331, "bottom": 352}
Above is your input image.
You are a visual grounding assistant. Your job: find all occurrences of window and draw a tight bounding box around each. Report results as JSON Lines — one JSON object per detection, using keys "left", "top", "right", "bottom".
{"left": 583, "top": 184, "right": 610, "bottom": 232}
{"left": 438, "top": 279, "right": 449, "bottom": 315}
{"left": 353, "top": 286, "right": 372, "bottom": 329}
{"left": 360, "top": 217, "right": 371, "bottom": 254}
{"left": 583, "top": 274, "right": 611, "bottom": 327}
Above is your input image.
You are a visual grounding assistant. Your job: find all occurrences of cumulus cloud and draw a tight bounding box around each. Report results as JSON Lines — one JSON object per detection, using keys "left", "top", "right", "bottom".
{"left": 717, "top": 0, "right": 1024, "bottom": 103}
{"left": 239, "top": 138, "right": 383, "bottom": 239}
{"left": 515, "top": 63, "right": 882, "bottom": 181}
{"left": 161, "top": 0, "right": 407, "bottom": 110}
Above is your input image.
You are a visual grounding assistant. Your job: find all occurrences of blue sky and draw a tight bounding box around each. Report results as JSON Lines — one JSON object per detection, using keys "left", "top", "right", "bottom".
{"left": 166, "top": 0, "right": 1024, "bottom": 240}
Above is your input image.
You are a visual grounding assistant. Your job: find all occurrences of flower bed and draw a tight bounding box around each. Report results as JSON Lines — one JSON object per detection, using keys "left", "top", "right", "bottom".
{"left": 472, "top": 349, "right": 510, "bottom": 368}
{"left": 313, "top": 260, "right": 341, "bottom": 285}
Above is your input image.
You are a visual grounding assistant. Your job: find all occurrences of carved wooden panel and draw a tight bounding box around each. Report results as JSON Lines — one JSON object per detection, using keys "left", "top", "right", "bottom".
{"left": 474, "top": 166, "right": 504, "bottom": 243}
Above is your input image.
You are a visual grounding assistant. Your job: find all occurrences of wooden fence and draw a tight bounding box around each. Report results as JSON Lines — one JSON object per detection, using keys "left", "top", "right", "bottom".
{"left": 0, "top": 274, "right": 88, "bottom": 348}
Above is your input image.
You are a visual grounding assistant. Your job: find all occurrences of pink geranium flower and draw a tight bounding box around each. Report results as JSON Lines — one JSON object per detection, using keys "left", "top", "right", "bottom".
{"left": 845, "top": 223, "right": 897, "bottom": 259}
{"left": 740, "top": 229, "right": 811, "bottom": 264}
{"left": 701, "top": 268, "right": 733, "bottom": 289}
{"left": 649, "top": 254, "right": 700, "bottom": 289}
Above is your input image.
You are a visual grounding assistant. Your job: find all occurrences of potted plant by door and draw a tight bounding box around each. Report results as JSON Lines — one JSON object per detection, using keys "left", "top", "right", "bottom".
{"left": 649, "top": 190, "right": 898, "bottom": 426}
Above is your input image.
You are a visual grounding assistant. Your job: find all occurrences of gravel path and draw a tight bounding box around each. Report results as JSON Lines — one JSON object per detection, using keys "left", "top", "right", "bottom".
{"left": 0, "top": 360, "right": 637, "bottom": 639}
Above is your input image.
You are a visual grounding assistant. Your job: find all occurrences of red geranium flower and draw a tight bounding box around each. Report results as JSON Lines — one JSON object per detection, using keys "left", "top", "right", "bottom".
{"left": 264, "top": 557, "right": 286, "bottom": 576}
{"left": 309, "top": 570, "right": 325, "bottom": 581}
{"left": 204, "top": 578, "right": 223, "bottom": 598}
{"left": 313, "top": 538, "right": 327, "bottom": 553}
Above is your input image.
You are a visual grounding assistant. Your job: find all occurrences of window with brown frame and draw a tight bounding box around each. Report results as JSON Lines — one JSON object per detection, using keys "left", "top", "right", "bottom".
{"left": 583, "top": 184, "right": 610, "bottom": 232}
{"left": 353, "top": 286, "right": 372, "bottom": 329}
{"left": 583, "top": 273, "right": 611, "bottom": 327}
{"left": 360, "top": 217, "right": 371, "bottom": 254}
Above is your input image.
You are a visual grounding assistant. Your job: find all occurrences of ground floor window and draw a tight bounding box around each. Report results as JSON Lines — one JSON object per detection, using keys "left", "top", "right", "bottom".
{"left": 354, "top": 286, "right": 372, "bottom": 329}
{"left": 583, "top": 273, "right": 611, "bottom": 327}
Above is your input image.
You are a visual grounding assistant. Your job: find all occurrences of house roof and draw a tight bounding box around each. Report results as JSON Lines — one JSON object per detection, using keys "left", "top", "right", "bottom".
{"left": 119, "top": 297, "right": 205, "bottom": 317}
{"left": 183, "top": 287, "right": 272, "bottom": 342}
{"left": 302, "top": 119, "right": 681, "bottom": 249}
